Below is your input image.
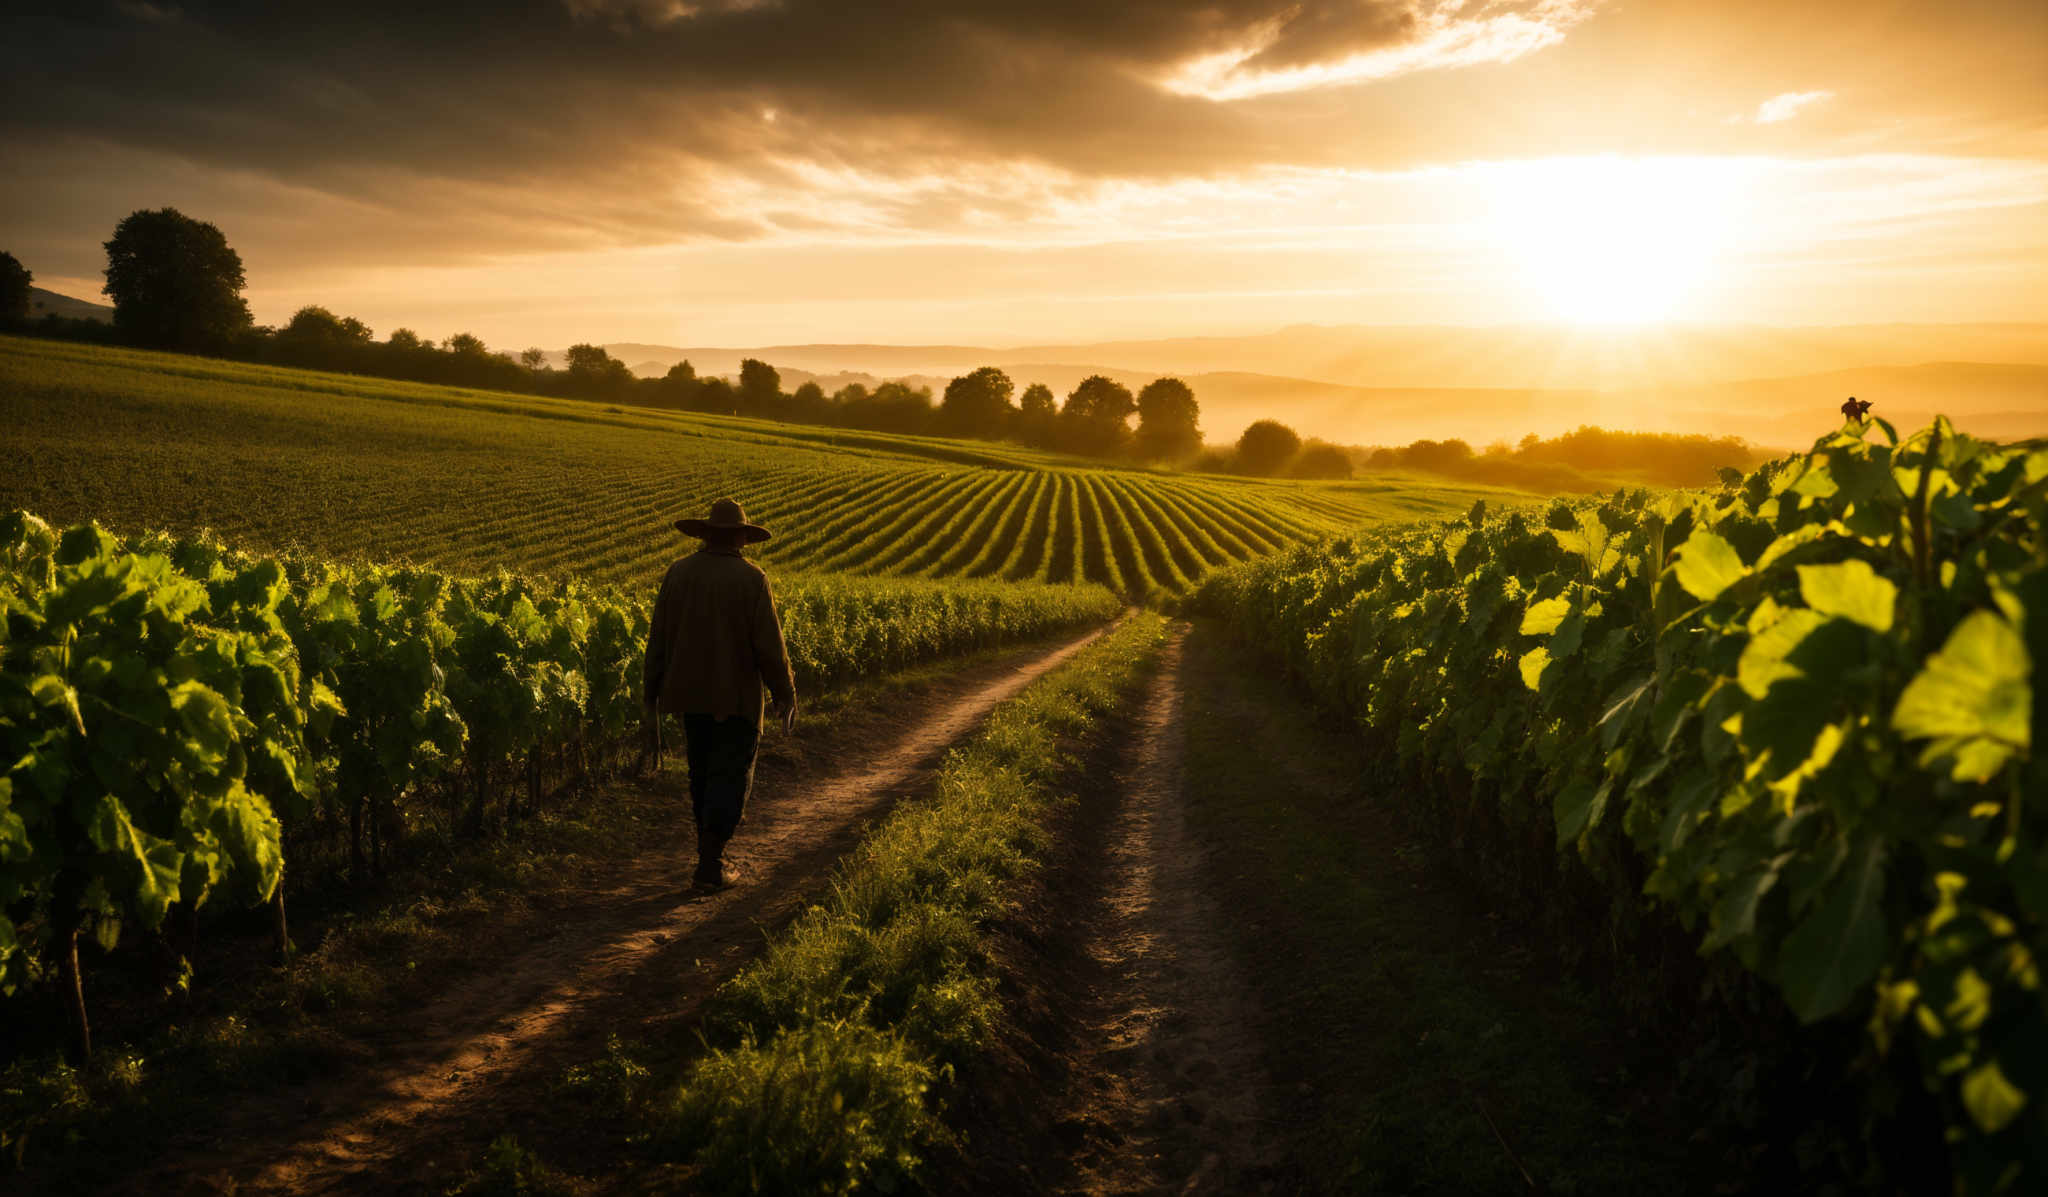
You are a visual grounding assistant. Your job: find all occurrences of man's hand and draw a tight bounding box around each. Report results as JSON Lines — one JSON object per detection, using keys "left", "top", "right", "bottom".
{"left": 775, "top": 694, "right": 798, "bottom": 734}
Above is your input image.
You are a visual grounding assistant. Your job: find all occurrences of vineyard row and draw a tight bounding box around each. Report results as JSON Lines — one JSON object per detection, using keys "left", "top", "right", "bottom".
{"left": 0, "top": 512, "right": 1121, "bottom": 1057}
{"left": 1199, "top": 418, "right": 2046, "bottom": 1189}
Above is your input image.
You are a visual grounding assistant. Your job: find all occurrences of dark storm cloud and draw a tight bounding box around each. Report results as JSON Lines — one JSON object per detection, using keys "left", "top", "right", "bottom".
{"left": 0, "top": 1, "right": 1544, "bottom": 210}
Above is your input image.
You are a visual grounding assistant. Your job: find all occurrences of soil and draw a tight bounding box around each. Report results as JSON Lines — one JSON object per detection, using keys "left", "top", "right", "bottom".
{"left": 133, "top": 625, "right": 1110, "bottom": 1196}
{"left": 945, "top": 626, "right": 1284, "bottom": 1196}
{"left": 1049, "top": 629, "right": 1283, "bottom": 1195}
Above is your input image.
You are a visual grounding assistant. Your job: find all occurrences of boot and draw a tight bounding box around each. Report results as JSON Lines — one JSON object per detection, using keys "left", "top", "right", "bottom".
{"left": 693, "top": 830, "right": 741, "bottom": 891}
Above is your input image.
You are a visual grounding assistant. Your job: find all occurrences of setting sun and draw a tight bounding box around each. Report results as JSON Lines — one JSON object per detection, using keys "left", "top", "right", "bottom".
{"left": 1488, "top": 156, "right": 1745, "bottom": 325}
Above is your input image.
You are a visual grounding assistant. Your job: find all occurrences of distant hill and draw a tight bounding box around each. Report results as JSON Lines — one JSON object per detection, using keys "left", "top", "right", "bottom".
{"left": 27, "top": 286, "right": 112, "bottom": 323}
{"left": 584, "top": 325, "right": 2046, "bottom": 447}
{"left": 597, "top": 323, "right": 2048, "bottom": 393}
{"left": 599, "top": 351, "right": 2046, "bottom": 449}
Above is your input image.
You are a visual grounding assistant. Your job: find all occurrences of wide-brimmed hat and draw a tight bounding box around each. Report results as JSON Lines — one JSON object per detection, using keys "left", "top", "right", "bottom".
{"left": 676, "top": 497, "right": 771, "bottom": 544}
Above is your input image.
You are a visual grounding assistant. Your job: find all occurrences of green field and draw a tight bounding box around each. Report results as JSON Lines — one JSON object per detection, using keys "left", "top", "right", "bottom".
{"left": 0, "top": 335, "right": 1510, "bottom": 595}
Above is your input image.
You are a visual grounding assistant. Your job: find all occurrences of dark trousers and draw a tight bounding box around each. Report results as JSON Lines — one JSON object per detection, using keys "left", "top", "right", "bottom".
{"left": 682, "top": 713, "right": 759, "bottom": 844}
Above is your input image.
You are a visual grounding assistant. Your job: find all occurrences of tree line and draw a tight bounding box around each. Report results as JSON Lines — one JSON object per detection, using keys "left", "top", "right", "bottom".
{"left": 2, "top": 208, "right": 1352, "bottom": 476}
{"left": 1361, "top": 426, "right": 1762, "bottom": 490}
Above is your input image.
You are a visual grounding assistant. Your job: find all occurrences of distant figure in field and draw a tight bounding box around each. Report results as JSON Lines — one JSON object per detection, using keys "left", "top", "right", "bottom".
{"left": 645, "top": 498, "right": 797, "bottom": 891}
{"left": 1840, "top": 396, "right": 1873, "bottom": 422}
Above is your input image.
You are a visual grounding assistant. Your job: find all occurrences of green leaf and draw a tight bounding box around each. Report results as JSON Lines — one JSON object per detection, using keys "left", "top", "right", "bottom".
{"left": 1705, "top": 859, "right": 1783, "bottom": 952}
{"left": 1777, "top": 837, "right": 1888, "bottom": 1022}
{"left": 1553, "top": 778, "right": 1600, "bottom": 846}
{"left": 1737, "top": 609, "right": 1827, "bottom": 699}
{"left": 1892, "top": 611, "right": 2031, "bottom": 783}
{"left": 85, "top": 795, "right": 183, "bottom": 928}
{"left": 1671, "top": 532, "right": 1745, "bottom": 602}
{"left": 208, "top": 786, "right": 284, "bottom": 904}
{"left": 29, "top": 675, "right": 87, "bottom": 735}
{"left": 1797, "top": 560, "right": 1897, "bottom": 633}
{"left": 1961, "top": 1059, "right": 2027, "bottom": 1134}
{"left": 1521, "top": 597, "right": 1570, "bottom": 637}
{"left": 171, "top": 682, "right": 237, "bottom": 770}
{"left": 1518, "top": 646, "right": 1552, "bottom": 692}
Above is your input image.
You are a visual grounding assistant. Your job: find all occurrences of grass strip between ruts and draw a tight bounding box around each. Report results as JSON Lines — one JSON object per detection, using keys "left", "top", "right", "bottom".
{"left": 654, "top": 611, "right": 1170, "bottom": 1193}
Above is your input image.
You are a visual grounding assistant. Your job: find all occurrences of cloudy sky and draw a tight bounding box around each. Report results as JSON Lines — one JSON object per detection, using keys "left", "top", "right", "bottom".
{"left": 4, "top": 0, "right": 2044, "bottom": 349}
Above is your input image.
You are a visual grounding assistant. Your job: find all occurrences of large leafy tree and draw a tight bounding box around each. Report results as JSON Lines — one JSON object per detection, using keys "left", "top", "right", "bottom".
{"left": 274, "top": 305, "right": 373, "bottom": 372}
{"left": 1235, "top": 419, "right": 1302, "bottom": 476}
{"left": 939, "top": 366, "right": 1016, "bottom": 439}
{"left": 738, "top": 358, "right": 782, "bottom": 415}
{"left": 0, "top": 251, "right": 31, "bottom": 327}
{"left": 564, "top": 342, "right": 633, "bottom": 398}
{"left": 1058, "top": 375, "right": 1137, "bottom": 457}
{"left": 102, "top": 208, "right": 251, "bottom": 352}
{"left": 1016, "top": 382, "right": 1057, "bottom": 448}
{"left": 1134, "top": 377, "right": 1202, "bottom": 462}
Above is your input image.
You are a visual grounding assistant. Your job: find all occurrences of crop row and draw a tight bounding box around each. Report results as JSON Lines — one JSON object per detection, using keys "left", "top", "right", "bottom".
{"left": 1198, "top": 418, "right": 2046, "bottom": 1190}
{"left": 762, "top": 467, "right": 1345, "bottom": 595}
{"left": 0, "top": 510, "right": 1120, "bottom": 1058}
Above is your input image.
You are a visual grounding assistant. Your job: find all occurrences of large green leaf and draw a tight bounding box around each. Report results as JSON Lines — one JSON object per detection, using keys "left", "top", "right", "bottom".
{"left": 85, "top": 794, "right": 183, "bottom": 928}
{"left": 1797, "top": 560, "right": 1897, "bottom": 633}
{"left": 1671, "top": 532, "right": 1746, "bottom": 602}
{"left": 1737, "top": 609, "right": 1827, "bottom": 699}
{"left": 1961, "top": 1059, "right": 2028, "bottom": 1134}
{"left": 1706, "top": 857, "right": 1786, "bottom": 952}
{"left": 1521, "top": 596, "right": 1571, "bottom": 637}
{"left": 28, "top": 674, "right": 86, "bottom": 735}
{"left": 1892, "top": 610, "right": 2031, "bottom": 783}
{"left": 1777, "top": 836, "right": 1888, "bottom": 1022}
{"left": 171, "top": 681, "right": 237, "bottom": 771}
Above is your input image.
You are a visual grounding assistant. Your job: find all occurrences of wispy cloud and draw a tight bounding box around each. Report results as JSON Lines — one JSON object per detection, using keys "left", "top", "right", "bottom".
{"left": 1754, "top": 89, "right": 1835, "bottom": 124}
{"left": 1163, "top": 1, "right": 1601, "bottom": 101}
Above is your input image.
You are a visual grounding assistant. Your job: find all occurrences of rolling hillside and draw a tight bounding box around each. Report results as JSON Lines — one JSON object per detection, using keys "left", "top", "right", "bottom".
{"left": 0, "top": 335, "right": 1513, "bottom": 597}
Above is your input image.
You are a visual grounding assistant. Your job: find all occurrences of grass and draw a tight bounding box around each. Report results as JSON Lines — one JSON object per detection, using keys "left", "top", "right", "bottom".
{"left": 1174, "top": 621, "right": 1697, "bottom": 1195}
{"left": 654, "top": 613, "right": 1170, "bottom": 1193}
{"left": 0, "top": 334, "right": 1516, "bottom": 596}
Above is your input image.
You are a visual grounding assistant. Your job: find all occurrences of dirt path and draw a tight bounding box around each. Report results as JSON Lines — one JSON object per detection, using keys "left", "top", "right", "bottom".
{"left": 1051, "top": 628, "right": 1282, "bottom": 1195}
{"left": 144, "top": 626, "right": 1111, "bottom": 1196}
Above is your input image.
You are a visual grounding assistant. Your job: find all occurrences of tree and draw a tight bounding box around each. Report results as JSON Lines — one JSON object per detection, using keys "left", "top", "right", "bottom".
{"left": 1291, "top": 442, "right": 1353, "bottom": 479}
{"left": 693, "top": 376, "right": 738, "bottom": 414}
{"left": 738, "top": 358, "right": 781, "bottom": 416}
{"left": 1058, "top": 375, "right": 1137, "bottom": 457}
{"left": 564, "top": 342, "right": 632, "bottom": 398}
{"left": 0, "top": 252, "right": 31, "bottom": 327}
{"left": 1134, "top": 377, "right": 1201, "bottom": 462}
{"left": 649, "top": 359, "right": 697, "bottom": 408}
{"left": 1235, "top": 419, "right": 1302, "bottom": 476}
{"left": 444, "top": 332, "right": 490, "bottom": 357}
{"left": 102, "top": 208, "right": 251, "bottom": 351}
{"left": 790, "top": 380, "right": 830, "bottom": 423}
{"left": 939, "top": 366, "right": 1015, "bottom": 440}
{"left": 1016, "top": 382, "right": 1057, "bottom": 447}
{"left": 519, "top": 347, "right": 548, "bottom": 372}
{"left": 275, "top": 305, "right": 373, "bottom": 372}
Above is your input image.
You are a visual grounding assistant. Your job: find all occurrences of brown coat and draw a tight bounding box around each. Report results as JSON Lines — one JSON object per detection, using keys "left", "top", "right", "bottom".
{"left": 644, "top": 546, "right": 795, "bottom": 725}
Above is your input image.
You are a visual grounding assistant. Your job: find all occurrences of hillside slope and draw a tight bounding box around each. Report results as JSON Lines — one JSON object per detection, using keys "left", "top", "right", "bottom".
{"left": 0, "top": 335, "right": 1512, "bottom": 596}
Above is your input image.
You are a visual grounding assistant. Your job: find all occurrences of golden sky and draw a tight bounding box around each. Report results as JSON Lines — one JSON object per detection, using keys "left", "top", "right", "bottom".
{"left": 5, "top": 1, "right": 2044, "bottom": 350}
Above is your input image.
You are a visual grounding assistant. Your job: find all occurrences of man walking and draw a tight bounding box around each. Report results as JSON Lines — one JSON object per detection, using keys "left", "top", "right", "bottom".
{"left": 645, "top": 498, "right": 797, "bottom": 890}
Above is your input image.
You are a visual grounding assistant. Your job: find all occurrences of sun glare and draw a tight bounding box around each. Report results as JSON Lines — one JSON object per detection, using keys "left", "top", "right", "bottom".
{"left": 1486, "top": 156, "right": 1744, "bottom": 325}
